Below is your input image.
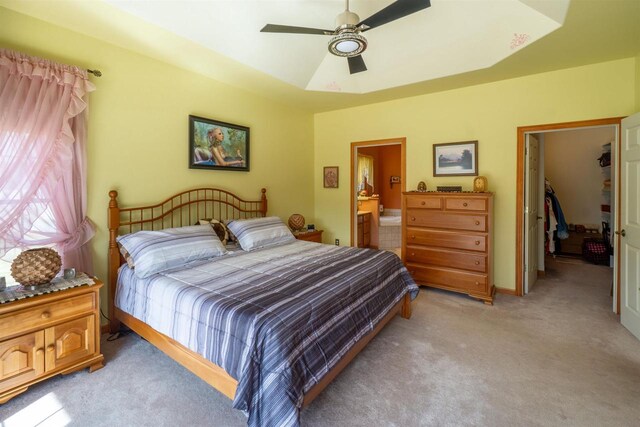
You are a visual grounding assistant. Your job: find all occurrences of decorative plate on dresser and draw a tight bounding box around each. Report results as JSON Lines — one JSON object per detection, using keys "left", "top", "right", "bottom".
{"left": 402, "top": 192, "right": 495, "bottom": 304}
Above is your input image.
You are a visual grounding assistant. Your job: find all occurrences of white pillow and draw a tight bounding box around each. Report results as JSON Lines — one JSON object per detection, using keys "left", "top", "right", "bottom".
{"left": 116, "top": 225, "right": 227, "bottom": 278}
{"left": 226, "top": 216, "right": 295, "bottom": 251}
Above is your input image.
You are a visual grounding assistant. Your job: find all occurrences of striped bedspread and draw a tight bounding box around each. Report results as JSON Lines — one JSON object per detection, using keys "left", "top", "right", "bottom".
{"left": 115, "top": 240, "right": 418, "bottom": 427}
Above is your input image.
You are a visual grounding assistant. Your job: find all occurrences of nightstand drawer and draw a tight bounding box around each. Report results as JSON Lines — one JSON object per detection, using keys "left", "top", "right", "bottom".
{"left": 0, "top": 293, "right": 95, "bottom": 340}
{"left": 295, "top": 230, "right": 323, "bottom": 243}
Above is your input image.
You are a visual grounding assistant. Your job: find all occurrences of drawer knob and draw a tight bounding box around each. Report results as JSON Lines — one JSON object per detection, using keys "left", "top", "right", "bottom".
{"left": 41, "top": 311, "right": 51, "bottom": 319}
{"left": 475, "top": 240, "right": 481, "bottom": 245}
{"left": 475, "top": 261, "right": 480, "bottom": 265}
{"left": 463, "top": 202, "right": 468, "bottom": 207}
{"left": 411, "top": 216, "right": 416, "bottom": 221}
{"left": 475, "top": 282, "right": 479, "bottom": 286}
{"left": 421, "top": 201, "right": 425, "bottom": 205}
{"left": 411, "top": 252, "right": 415, "bottom": 256}
{"left": 411, "top": 235, "right": 415, "bottom": 240}
{"left": 36, "top": 348, "right": 44, "bottom": 356}
{"left": 47, "top": 345, "right": 55, "bottom": 352}
{"left": 475, "top": 221, "right": 480, "bottom": 225}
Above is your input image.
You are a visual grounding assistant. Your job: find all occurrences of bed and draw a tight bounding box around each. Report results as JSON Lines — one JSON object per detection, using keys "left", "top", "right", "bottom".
{"left": 107, "top": 188, "right": 418, "bottom": 426}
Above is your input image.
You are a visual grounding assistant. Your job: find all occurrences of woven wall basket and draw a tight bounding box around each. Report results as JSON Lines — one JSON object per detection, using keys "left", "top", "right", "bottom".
{"left": 11, "top": 248, "right": 62, "bottom": 286}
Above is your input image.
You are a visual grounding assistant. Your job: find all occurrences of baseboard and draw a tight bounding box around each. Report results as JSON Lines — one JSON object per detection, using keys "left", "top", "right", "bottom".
{"left": 495, "top": 287, "right": 518, "bottom": 296}
{"left": 537, "top": 270, "right": 546, "bottom": 278}
{"left": 101, "top": 324, "right": 110, "bottom": 335}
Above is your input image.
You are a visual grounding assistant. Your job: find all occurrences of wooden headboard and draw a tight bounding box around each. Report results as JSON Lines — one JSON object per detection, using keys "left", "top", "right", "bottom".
{"left": 107, "top": 187, "right": 267, "bottom": 332}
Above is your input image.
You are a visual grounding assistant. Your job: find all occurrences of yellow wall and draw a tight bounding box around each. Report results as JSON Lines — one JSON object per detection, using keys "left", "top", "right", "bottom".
{"left": 0, "top": 8, "right": 315, "bottom": 312}
{"left": 314, "top": 59, "right": 636, "bottom": 290}
{"left": 636, "top": 53, "right": 640, "bottom": 110}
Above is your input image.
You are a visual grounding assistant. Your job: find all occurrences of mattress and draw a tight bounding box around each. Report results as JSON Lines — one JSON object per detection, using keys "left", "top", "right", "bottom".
{"left": 115, "top": 240, "right": 418, "bottom": 427}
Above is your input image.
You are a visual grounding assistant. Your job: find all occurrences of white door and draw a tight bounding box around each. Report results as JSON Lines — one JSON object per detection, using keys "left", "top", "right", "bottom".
{"left": 621, "top": 113, "right": 640, "bottom": 340}
{"left": 524, "top": 134, "right": 540, "bottom": 294}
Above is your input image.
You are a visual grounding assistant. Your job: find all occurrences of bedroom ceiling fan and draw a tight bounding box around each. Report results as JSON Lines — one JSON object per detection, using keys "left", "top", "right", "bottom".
{"left": 261, "top": 0, "right": 432, "bottom": 75}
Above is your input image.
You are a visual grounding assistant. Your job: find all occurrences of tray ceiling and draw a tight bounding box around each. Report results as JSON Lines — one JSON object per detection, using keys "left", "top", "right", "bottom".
{"left": 104, "top": 0, "right": 569, "bottom": 94}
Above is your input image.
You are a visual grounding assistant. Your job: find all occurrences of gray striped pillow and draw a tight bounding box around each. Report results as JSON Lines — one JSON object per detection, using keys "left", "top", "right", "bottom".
{"left": 226, "top": 216, "right": 295, "bottom": 251}
{"left": 116, "top": 225, "right": 227, "bottom": 278}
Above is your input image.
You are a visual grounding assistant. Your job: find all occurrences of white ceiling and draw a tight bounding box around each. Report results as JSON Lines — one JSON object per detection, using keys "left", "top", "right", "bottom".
{"left": 104, "top": 0, "right": 569, "bottom": 94}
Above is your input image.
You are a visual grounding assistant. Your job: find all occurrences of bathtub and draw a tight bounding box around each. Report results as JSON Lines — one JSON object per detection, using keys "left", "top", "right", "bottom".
{"left": 379, "top": 216, "right": 401, "bottom": 226}
{"left": 378, "top": 215, "right": 401, "bottom": 250}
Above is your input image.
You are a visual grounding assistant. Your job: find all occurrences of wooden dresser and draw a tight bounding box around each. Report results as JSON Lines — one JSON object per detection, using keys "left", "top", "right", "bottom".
{"left": 402, "top": 192, "right": 494, "bottom": 304}
{"left": 0, "top": 281, "right": 104, "bottom": 403}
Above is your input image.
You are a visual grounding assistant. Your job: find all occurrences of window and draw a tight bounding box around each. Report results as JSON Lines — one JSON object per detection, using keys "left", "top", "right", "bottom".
{"left": 357, "top": 154, "right": 375, "bottom": 193}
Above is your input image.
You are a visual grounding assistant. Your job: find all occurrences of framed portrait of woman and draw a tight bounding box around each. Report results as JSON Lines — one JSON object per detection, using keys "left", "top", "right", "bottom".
{"left": 189, "top": 115, "right": 250, "bottom": 171}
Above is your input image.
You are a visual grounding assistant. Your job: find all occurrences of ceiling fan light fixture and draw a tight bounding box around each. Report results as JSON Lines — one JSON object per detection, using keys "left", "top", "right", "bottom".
{"left": 328, "top": 31, "right": 367, "bottom": 57}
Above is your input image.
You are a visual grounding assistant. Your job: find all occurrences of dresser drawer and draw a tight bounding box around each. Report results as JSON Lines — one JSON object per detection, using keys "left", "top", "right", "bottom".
{"left": 0, "top": 293, "right": 95, "bottom": 340}
{"left": 406, "top": 264, "right": 487, "bottom": 292}
{"left": 445, "top": 197, "right": 487, "bottom": 212}
{"left": 405, "top": 196, "right": 442, "bottom": 210}
{"left": 406, "top": 228, "right": 487, "bottom": 252}
{"left": 406, "top": 246, "right": 487, "bottom": 273}
{"left": 406, "top": 210, "right": 487, "bottom": 232}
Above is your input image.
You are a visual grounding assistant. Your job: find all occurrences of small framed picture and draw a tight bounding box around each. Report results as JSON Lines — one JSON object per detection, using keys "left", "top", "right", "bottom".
{"left": 323, "top": 166, "right": 339, "bottom": 188}
{"left": 433, "top": 140, "right": 478, "bottom": 177}
{"left": 189, "top": 115, "right": 249, "bottom": 171}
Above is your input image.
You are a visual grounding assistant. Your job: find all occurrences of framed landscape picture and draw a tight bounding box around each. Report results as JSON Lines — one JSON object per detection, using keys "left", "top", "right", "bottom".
{"left": 189, "top": 115, "right": 249, "bottom": 171}
{"left": 323, "top": 166, "right": 339, "bottom": 188}
{"left": 433, "top": 140, "right": 478, "bottom": 176}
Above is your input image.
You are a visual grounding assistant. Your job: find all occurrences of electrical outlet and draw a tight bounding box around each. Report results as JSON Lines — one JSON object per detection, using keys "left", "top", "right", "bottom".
{"left": 335, "top": 239, "right": 339, "bottom": 246}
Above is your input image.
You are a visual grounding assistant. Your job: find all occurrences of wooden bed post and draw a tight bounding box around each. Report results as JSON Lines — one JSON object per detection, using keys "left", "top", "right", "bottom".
{"left": 261, "top": 188, "right": 267, "bottom": 216}
{"left": 107, "top": 190, "right": 121, "bottom": 333}
{"left": 401, "top": 293, "right": 412, "bottom": 319}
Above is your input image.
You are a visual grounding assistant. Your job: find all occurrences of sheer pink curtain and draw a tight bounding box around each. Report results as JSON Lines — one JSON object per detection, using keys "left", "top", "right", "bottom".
{"left": 0, "top": 49, "right": 96, "bottom": 273}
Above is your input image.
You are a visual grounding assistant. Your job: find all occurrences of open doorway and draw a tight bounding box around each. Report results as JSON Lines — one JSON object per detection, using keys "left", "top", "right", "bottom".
{"left": 516, "top": 118, "right": 623, "bottom": 314}
{"left": 350, "top": 138, "right": 406, "bottom": 254}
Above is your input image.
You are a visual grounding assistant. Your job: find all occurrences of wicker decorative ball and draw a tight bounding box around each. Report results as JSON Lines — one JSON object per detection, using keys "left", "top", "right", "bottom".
{"left": 11, "top": 248, "right": 62, "bottom": 286}
{"left": 288, "top": 214, "right": 305, "bottom": 231}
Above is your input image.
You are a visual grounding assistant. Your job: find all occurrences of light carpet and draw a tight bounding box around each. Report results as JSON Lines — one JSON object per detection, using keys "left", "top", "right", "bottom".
{"left": 1, "top": 258, "right": 639, "bottom": 426}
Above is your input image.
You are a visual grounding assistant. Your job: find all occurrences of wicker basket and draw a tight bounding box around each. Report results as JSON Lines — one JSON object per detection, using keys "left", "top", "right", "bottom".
{"left": 288, "top": 214, "right": 305, "bottom": 231}
{"left": 11, "top": 248, "right": 62, "bottom": 286}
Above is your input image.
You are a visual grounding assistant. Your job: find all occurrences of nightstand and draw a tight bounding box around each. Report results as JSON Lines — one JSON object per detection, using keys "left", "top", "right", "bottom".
{"left": 0, "top": 278, "right": 104, "bottom": 403}
{"left": 294, "top": 230, "right": 323, "bottom": 243}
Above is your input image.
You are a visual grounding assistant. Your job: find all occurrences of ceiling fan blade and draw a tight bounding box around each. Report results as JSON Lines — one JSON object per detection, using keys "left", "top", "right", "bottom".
{"left": 261, "top": 24, "right": 333, "bottom": 35}
{"left": 358, "top": 0, "right": 431, "bottom": 31}
{"left": 348, "top": 55, "right": 367, "bottom": 74}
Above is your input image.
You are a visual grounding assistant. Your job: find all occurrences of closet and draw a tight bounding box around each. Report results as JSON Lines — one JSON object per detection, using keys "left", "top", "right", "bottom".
{"left": 542, "top": 128, "right": 615, "bottom": 264}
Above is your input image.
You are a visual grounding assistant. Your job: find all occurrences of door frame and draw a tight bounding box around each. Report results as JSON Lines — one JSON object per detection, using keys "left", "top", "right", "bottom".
{"left": 524, "top": 133, "right": 541, "bottom": 294}
{"left": 350, "top": 138, "right": 406, "bottom": 246}
{"left": 515, "top": 117, "right": 624, "bottom": 309}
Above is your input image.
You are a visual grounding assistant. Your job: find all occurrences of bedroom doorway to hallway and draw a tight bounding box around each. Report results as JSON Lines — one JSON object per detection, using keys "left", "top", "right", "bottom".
{"left": 516, "top": 117, "right": 623, "bottom": 314}
{"left": 350, "top": 138, "right": 406, "bottom": 252}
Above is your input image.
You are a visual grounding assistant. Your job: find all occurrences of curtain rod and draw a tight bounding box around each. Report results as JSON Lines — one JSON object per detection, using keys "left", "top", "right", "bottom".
{"left": 87, "top": 69, "right": 102, "bottom": 77}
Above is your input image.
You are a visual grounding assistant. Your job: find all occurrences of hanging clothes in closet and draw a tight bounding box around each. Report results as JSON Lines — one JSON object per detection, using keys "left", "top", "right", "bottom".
{"left": 544, "top": 179, "right": 568, "bottom": 254}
